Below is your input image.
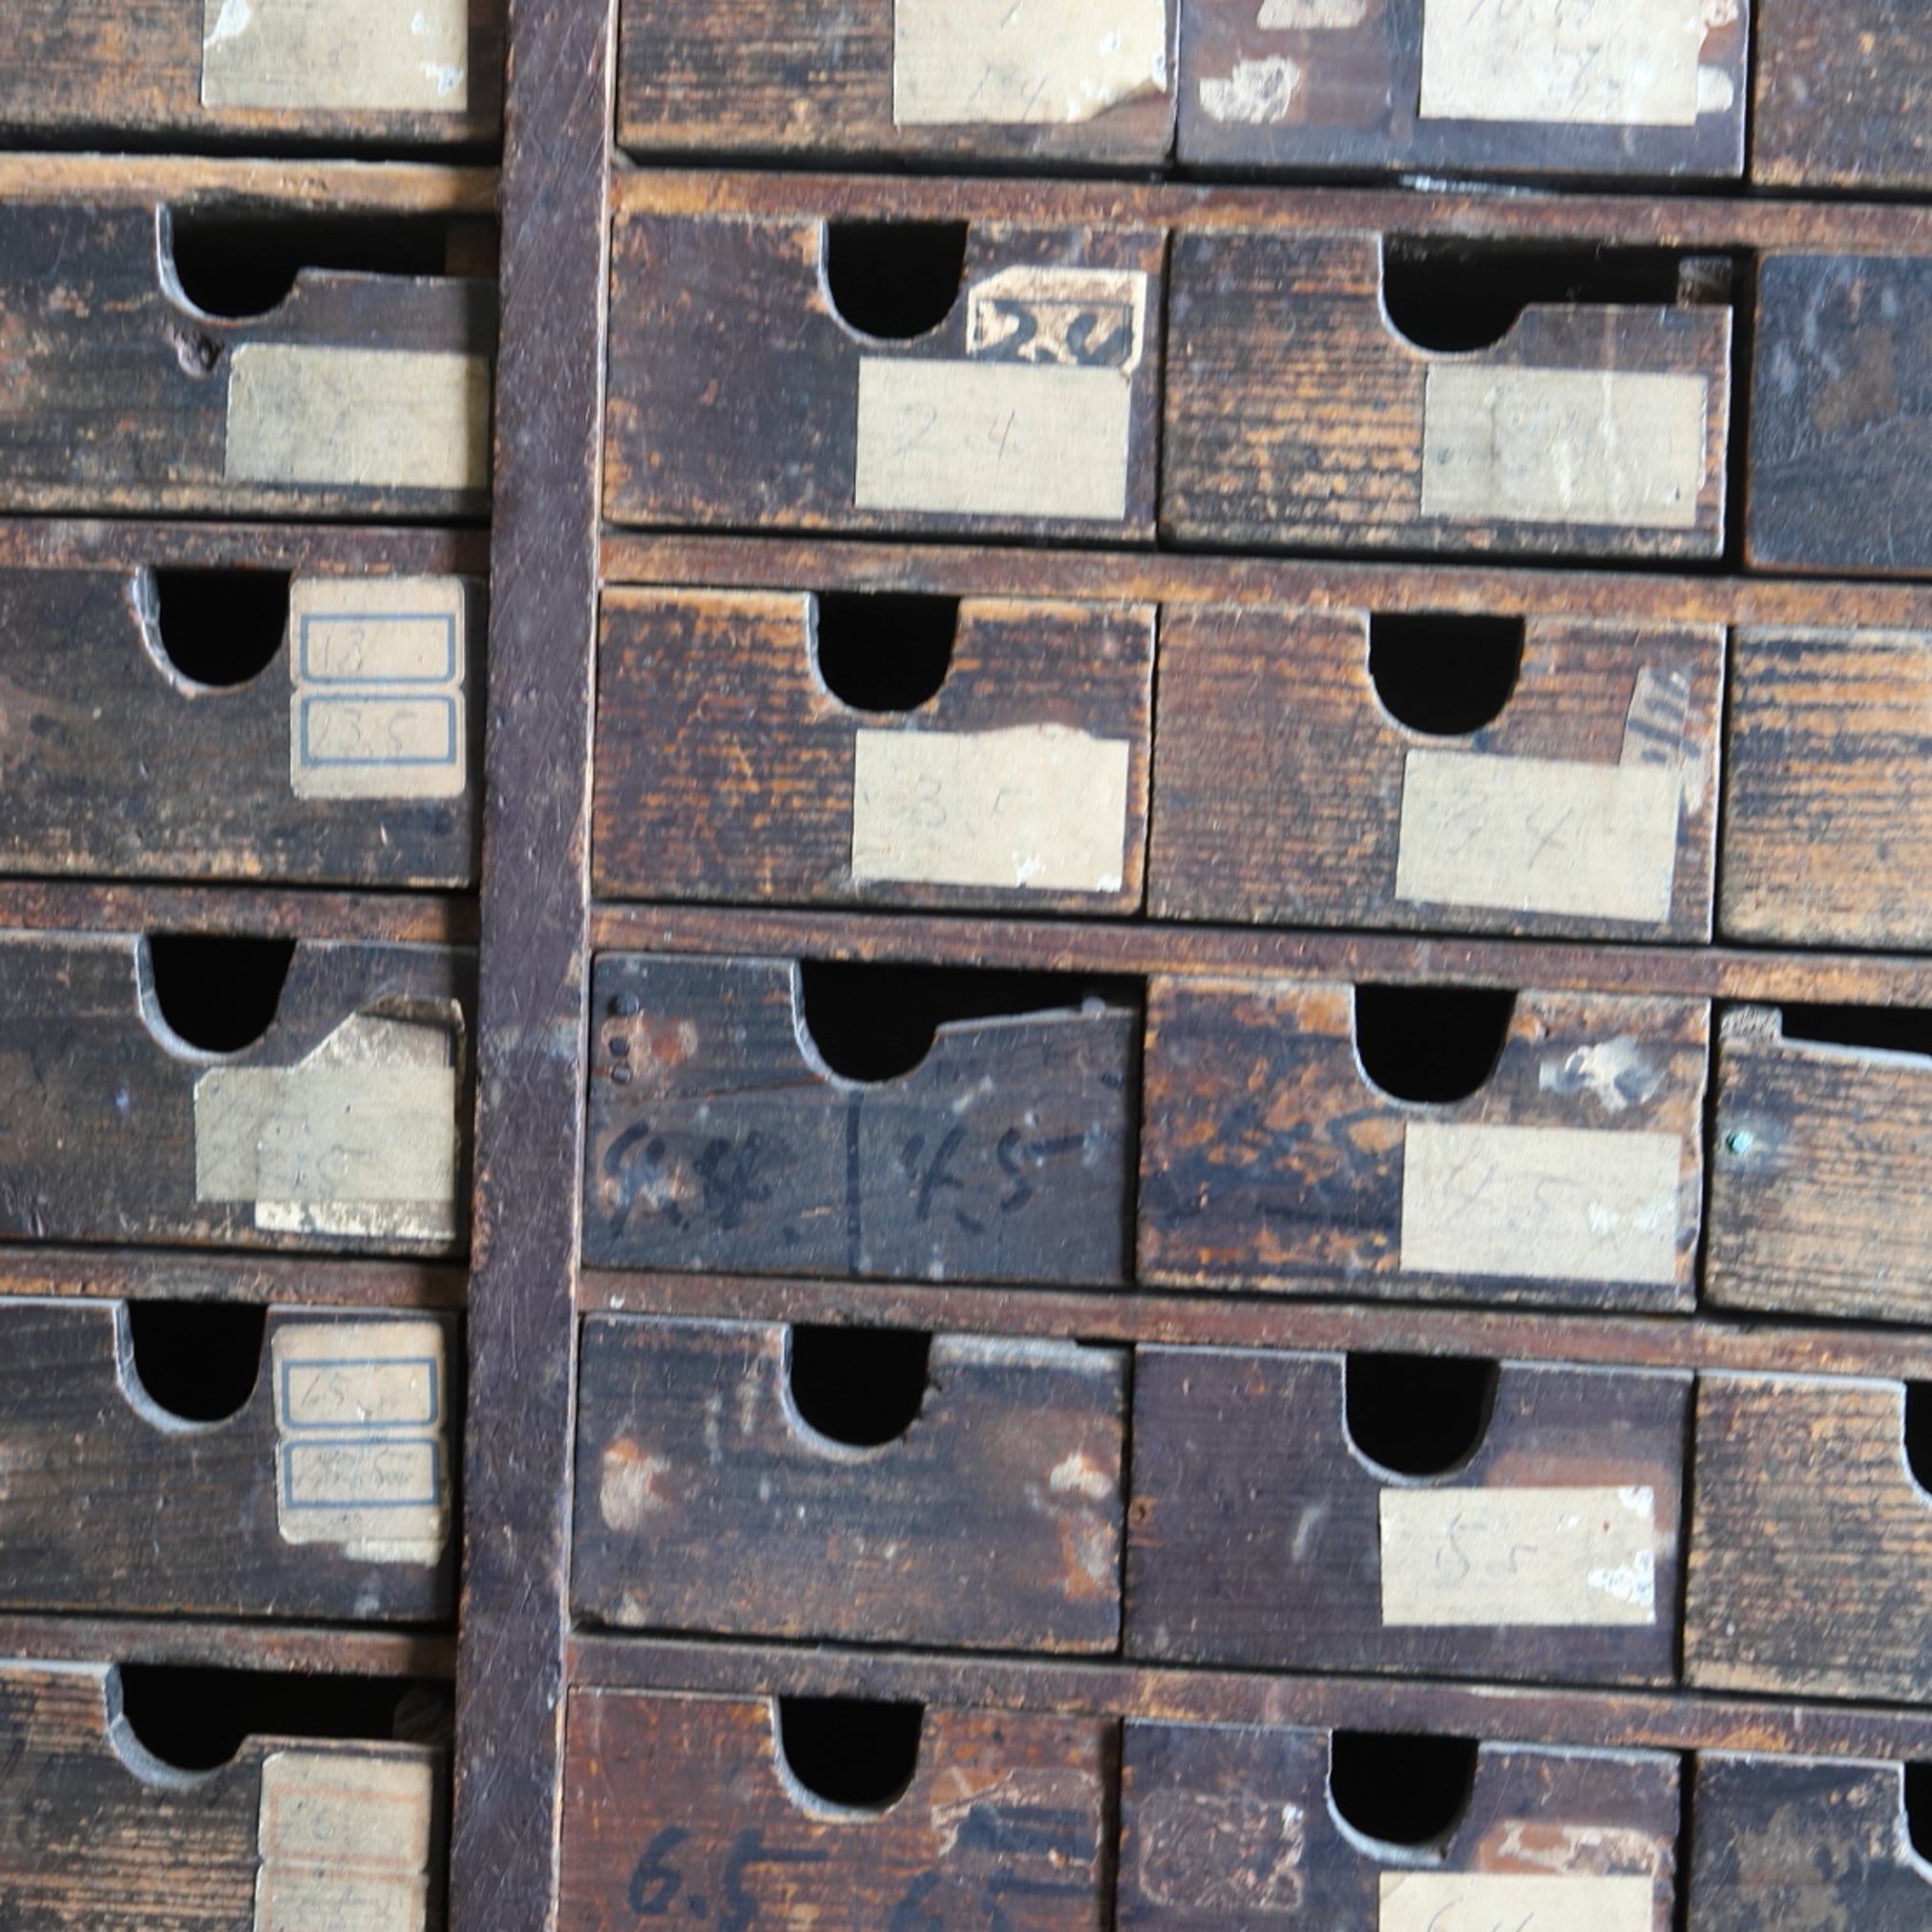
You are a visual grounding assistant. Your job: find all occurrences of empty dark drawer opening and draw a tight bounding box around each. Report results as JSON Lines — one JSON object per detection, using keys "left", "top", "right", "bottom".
{"left": 1777, "top": 1002, "right": 1932, "bottom": 1061}
{"left": 1353, "top": 983, "right": 1516, "bottom": 1104}
{"left": 775, "top": 1696, "right": 923, "bottom": 1813}
{"left": 137, "top": 567, "right": 290, "bottom": 689}
{"left": 123, "top": 1300, "right": 266, "bottom": 1424}
{"left": 812, "top": 592, "right": 957, "bottom": 713}
{"left": 1345, "top": 1352, "right": 1499, "bottom": 1479}
{"left": 1329, "top": 1730, "right": 1478, "bottom": 1850}
{"left": 141, "top": 934, "right": 295, "bottom": 1055}
{"left": 786, "top": 1325, "right": 932, "bottom": 1448}
{"left": 1369, "top": 613, "right": 1522, "bottom": 736}
{"left": 822, "top": 221, "right": 968, "bottom": 342}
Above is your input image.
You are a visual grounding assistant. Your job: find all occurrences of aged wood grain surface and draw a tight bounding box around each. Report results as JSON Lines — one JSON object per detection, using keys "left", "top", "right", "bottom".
{"left": 1126, "top": 1349, "right": 1687, "bottom": 1684}
{"left": 571, "top": 1316, "right": 1124, "bottom": 1649}
{"left": 0, "top": 882, "right": 474, "bottom": 945}
{"left": 0, "top": 1247, "right": 465, "bottom": 1310}
{"left": 0, "top": 1614, "right": 453, "bottom": 1675}
{"left": 1151, "top": 603, "right": 1721, "bottom": 939}
{"left": 1120, "top": 1723, "right": 1678, "bottom": 1927}
{"left": 1753, "top": 0, "right": 1932, "bottom": 191}
{"left": 1685, "top": 1375, "right": 1932, "bottom": 1703}
{"left": 558, "top": 1691, "right": 1112, "bottom": 1930}
{"left": 594, "top": 588, "right": 1153, "bottom": 913}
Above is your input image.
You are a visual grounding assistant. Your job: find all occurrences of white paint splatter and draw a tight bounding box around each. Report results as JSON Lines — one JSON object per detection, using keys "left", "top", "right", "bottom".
{"left": 1199, "top": 55, "right": 1300, "bottom": 123}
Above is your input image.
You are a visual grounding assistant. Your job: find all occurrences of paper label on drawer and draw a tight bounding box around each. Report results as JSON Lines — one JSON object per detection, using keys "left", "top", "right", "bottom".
{"left": 202, "top": 0, "right": 469, "bottom": 113}
{"left": 270, "top": 1320, "right": 450, "bottom": 1563}
{"left": 1379, "top": 1485, "right": 1657, "bottom": 1627}
{"left": 850, "top": 724, "right": 1131, "bottom": 892}
{"left": 1400, "top": 1121, "right": 1682, "bottom": 1285}
{"left": 1420, "top": 368, "right": 1707, "bottom": 529}
{"left": 893, "top": 0, "right": 1168, "bottom": 125}
{"left": 255, "top": 1751, "right": 432, "bottom": 1932}
{"left": 1418, "top": 0, "right": 1704, "bottom": 127}
{"left": 1395, "top": 750, "right": 1680, "bottom": 924}
{"left": 288, "top": 576, "right": 466, "bottom": 801}
{"left": 226, "top": 347, "right": 491, "bottom": 493}
{"left": 1380, "top": 1871, "right": 1654, "bottom": 1932}
{"left": 195, "top": 1009, "right": 462, "bottom": 1243}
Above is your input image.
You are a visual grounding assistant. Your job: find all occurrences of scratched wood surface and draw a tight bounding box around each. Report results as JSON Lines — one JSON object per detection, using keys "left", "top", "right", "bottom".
{"left": 1685, "top": 1375, "right": 1932, "bottom": 1704}
{"left": 558, "top": 1690, "right": 1112, "bottom": 1930}
{"left": 0, "top": 934, "right": 472, "bottom": 1254}
{"left": 1125, "top": 1348, "right": 1687, "bottom": 1684}
{"left": 593, "top": 588, "right": 1154, "bottom": 914}
{"left": 1150, "top": 603, "right": 1721, "bottom": 940}
{"left": 571, "top": 1316, "right": 1125, "bottom": 1650}
{"left": 1138, "top": 977, "right": 1708, "bottom": 1309}
{"left": 583, "top": 953, "right": 1135, "bottom": 1284}
{"left": 1119, "top": 1723, "right": 1679, "bottom": 1927}
{"left": 1753, "top": 0, "right": 1932, "bottom": 190}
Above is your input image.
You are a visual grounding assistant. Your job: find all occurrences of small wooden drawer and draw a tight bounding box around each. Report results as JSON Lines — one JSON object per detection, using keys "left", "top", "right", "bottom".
{"left": 1748, "top": 253, "right": 1932, "bottom": 577}
{"left": 571, "top": 1315, "right": 1125, "bottom": 1650}
{"left": 0, "top": 933, "right": 472, "bottom": 1254}
{"left": 0, "top": 0, "right": 501, "bottom": 145}
{"left": 0, "top": 1302, "right": 455, "bottom": 1620}
{"left": 1753, "top": 0, "right": 1932, "bottom": 192}
{"left": 584, "top": 954, "right": 1136, "bottom": 1284}
{"left": 1708, "top": 1006, "right": 1932, "bottom": 1325}
{"left": 1721, "top": 623, "right": 1932, "bottom": 946}
{"left": 1119, "top": 1721, "right": 1678, "bottom": 1927}
{"left": 1685, "top": 1374, "right": 1932, "bottom": 1703}
{"left": 1126, "top": 1348, "right": 1688, "bottom": 1684}
{"left": 604, "top": 212, "right": 1166, "bottom": 540}
{"left": 1163, "top": 232, "right": 1732, "bottom": 560}
{"left": 1139, "top": 977, "right": 1708, "bottom": 1310}
{"left": 594, "top": 588, "right": 1153, "bottom": 913}
{"left": 1179, "top": 0, "right": 1748, "bottom": 179}
{"left": 0, "top": 560, "right": 481, "bottom": 887}
{"left": 617, "top": 0, "right": 1175, "bottom": 164}
{"left": 0, "top": 199, "right": 494, "bottom": 519}
{"left": 1690, "top": 1754, "right": 1932, "bottom": 1928}
{"left": 1150, "top": 604, "right": 1721, "bottom": 939}
{"left": 560, "top": 1690, "right": 1112, "bottom": 1929}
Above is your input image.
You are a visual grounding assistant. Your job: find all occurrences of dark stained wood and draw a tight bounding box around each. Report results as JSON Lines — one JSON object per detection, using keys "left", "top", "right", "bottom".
{"left": 0, "top": 1246, "right": 465, "bottom": 1310}
{"left": 571, "top": 1315, "right": 1125, "bottom": 1650}
{"left": 583, "top": 953, "right": 1136, "bottom": 1284}
{"left": 558, "top": 1690, "right": 1113, "bottom": 1930}
{"left": 1139, "top": 977, "right": 1708, "bottom": 1309}
{"left": 0, "top": 1613, "right": 453, "bottom": 1675}
{"left": 0, "top": 882, "right": 475, "bottom": 945}
{"left": 594, "top": 588, "right": 1153, "bottom": 914}
{"left": 0, "top": 516, "right": 486, "bottom": 578}
{"left": 1126, "top": 1349, "right": 1688, "bottom": 1685}
{"left": 1151, "top": 603, "right": 1721, "bottom": 940}
{"left": 1685, "top": 1375, "right": 1932, "bottom": 1704}
{"left": 1120, "top": 1723, "right": 1678, "bottom": 1927}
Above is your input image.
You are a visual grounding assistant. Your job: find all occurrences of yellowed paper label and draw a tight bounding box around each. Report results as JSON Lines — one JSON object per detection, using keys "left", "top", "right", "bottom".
{"left": 1400, "top": 1122, "right": 1682, "bottom": 1285}
{"left": 288, "top": 577, "right": 466, "bottom": 802}
{"left": 893, "top": 0, "right": 1167, "bottom": 124}
{"left": 1418, "top": 0, "right": 1704, "bottom": 126}
{"left": 1395, "top": 750, "right": 1680, "bottom": 924}
{"left": 201, "top": 0, "right": 468, "bottom": 112}
{"left": 1379, "top": 1485, "right": 1657, "bottom": 1627}
{"left": 964, "top": 265, "right": 1148, "bottom": 375}
{"left": 226, "top": 347, "right": 492, "bottom": 493}
{"left": 1421, "top": 368, "right": 1707, "bottom": 528}
{"left": 255, "top": 1751, "right": 432, "bottom": 1932}
{"left": 850, "top": 724, "right": 1130, "bottom": 892}
{"left": 195, "top": 1010, "right": 462, "bottom": 1242}
{"left": 1380, "top": 1871, "right": 1655, "bottom": 1932}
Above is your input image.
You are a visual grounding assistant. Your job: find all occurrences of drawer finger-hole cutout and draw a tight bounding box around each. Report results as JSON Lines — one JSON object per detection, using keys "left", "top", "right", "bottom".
{"left": 1344, "top": 1351, "right": 1498, "bottom": 1480}
{"left": 1369, "top": 613, "right": 1522, "bottom": 737}
{"left": 785, "top": 1324, "right": 933, "bottom": 1449}
{"left": 1910, "top": 1764, "right": 1932, "bottom": 1861}
{"left": 1353, "top": 983, "right": 1516, "bottom": 1104}
{"left": 141, "top": 933, "right": 296, "bottom": 1056}
{"left": 775, "top": 1696, "right": 924, "bottom": 1814}
{"left": 812, "top": 591, "right": 957, "bottom": 713}
{"left": 136, "top": 567, "right": 290, "bottom": 690}
{"left": 1908, "top": 1384, "right": 1932, "bottom": 1500}
{"left": 122, "top": 1299, "right": 266, "bottom": 1425}
{"left": 1329, "top": 1731, "right": 1478, "bottom": 1852}
{"left": 822, "top": 221, "right": 970, "bottom": 343}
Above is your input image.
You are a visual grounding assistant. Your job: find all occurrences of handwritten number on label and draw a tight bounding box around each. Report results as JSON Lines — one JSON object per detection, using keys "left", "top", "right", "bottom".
{"left": 628, "top": 1827, "right": 689, "bottom": 1915}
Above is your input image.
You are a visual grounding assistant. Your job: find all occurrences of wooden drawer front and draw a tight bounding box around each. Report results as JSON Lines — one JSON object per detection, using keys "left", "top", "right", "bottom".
{"left": 1748, "top": 254, "right": 1932, "bottom": 576}
{"left": 0, "top": 1663, "right": 440, "bottom": 1932}
{"left": 1708, "top": 1007, "right": 1932, "bottom": 1325}
{"left": 584, "top": 954, "right": 1135, "bottom": 1284}
{"left": 0, "top": 935, "right": 472, "bottom": 1255}
{"left": 1690, "top": 1754, "right": 1931, "bottom": 1930}
{"left": 0, "top": 203, "right": 494, "bottom": 519}
{"left": 1126, "top": 1348, "right": 1687, "bottom": 1683}
{"left": 0, "top": 564, "right": 480, "bottom": 887}
{"left": 559, "top": 1690, "right": 1111, "bottom": 1930}
{"left": 1162, "top": 231, "right": 1731, "bottom": 560}
{"left": 603, "top": 214, "right": 1166, "bottom": 540}
{"left": 0, "top": 1303, "right": 455, "bottom": 1620}
{"left": 1721, "top": 624, "right": 1932, "bottom": 947}
{"left": 571, "top": 1316, "right": 1125, "bottom": 1650}
{"left": 1120, "top": 1722, "right": 1678, "bottom": 1928}
{"left": 617, "top": 0, "right": 1176, "bottom": 164}
{"left": 0, "top": 0, "right": 501, "bottom": 144}
{"left": 1753, "top": 0, "right": 1932, "bottom": 192}
{"left": 594, "top": 588, "right": 1153, "bottom": 913}
{"left": 1685, "top": 1375, "right": 1932, "bottom": 1703}
{"left": 1139, "top": 977, "right": 1708, "bottom": 1310}
{"left": 1179, "top": 0, "right": 1748, "bottom": 179}
{"left": 1150, "top": 605, "right": 1721, "bottom": 939}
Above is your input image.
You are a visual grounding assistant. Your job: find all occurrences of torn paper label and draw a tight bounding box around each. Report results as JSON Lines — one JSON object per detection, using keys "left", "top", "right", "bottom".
{"left": 1380, "top": 1871, "right": 1654, "bottom": 1932}
{"left": 966, "top": 266, "right": 1147, "bottom": 374}
{"left": 255, "top": 1751, "right": 432, "bottom": 1932}
{"left": 1199, "top": 56, "right": 1300, "bottom": 124}
{"left": 202, "top": 0, "right": 468, "bottom": 112}
{"left": 893, "top": 0, "right": 1167, "bottom": 125}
